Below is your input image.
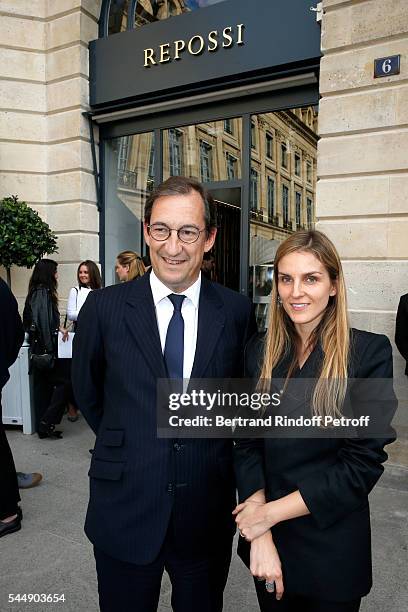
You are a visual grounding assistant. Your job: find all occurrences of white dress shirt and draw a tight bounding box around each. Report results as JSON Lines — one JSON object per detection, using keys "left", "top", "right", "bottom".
{"left": 149, "top": 269, "right": 200, "bottom": 380}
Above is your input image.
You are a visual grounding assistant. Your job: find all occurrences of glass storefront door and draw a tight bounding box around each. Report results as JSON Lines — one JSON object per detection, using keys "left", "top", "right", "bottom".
{"left": 104, "top": 131, "right": 154, "bottom": 286}
{"left": 102, "top": 101, "right": 318, "bottom": 329}
{"left": 249, "top": 107, "right": 318, "bottom": 328}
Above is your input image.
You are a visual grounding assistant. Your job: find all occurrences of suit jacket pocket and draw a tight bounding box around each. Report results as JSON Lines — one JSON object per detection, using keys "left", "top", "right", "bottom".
{"left": 88, "top": 458, "right": 125, "bottom": 481}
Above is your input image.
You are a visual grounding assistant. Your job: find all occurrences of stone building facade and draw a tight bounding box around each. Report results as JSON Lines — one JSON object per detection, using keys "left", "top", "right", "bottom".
{"left": 318, "top": 0, "right": 408, "bottom": 347}
{"left": 0, "top": 0, "right": 100, "bottom": 304}
{"left": 0, "top": 0, "right": 407, "bottom": 368}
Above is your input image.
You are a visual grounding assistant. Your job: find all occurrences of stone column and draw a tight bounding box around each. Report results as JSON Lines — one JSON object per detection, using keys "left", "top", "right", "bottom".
{"left": 0, "top": 0, "right": 101, "bottom": 308}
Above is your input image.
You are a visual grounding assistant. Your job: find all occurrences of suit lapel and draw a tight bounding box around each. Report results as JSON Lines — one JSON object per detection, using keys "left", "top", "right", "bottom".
{"left": 190, "top": 277, "right": 226, "bottom": 379}
{"left": 124, "top": 273, "right": 167, "bottom": 379}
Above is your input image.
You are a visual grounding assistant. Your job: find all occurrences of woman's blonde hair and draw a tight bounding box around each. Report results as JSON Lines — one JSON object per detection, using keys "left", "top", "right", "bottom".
{"left": 117, "top": 250, "right": 146, "bottom": 281}
{"left": 259, "top": 230, "right": 350, "bottom": 418}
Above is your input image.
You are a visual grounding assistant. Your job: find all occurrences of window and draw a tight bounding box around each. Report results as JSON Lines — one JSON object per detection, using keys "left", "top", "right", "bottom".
{"left": 118, "top": 135, "right": 130, "bottom": 172}
{"left": 282, "top": 185, "right": 289, "bottom": 227}
{"left": 132, "top": 0, "right": 228, "bottom": 30}
{"left": 250, "top": 169, "right": 258, "bottom": 210}
{"left": 108, "top": 0, "right": 130, "bottom": 35}
{"left": 200, "top": 140, "right": 213, "bottom": 182}
{"left": 295, "top": 153, "right": 301, "bottom": 177}
{"left": 295, "top": 192, "right": 302, "bottom": 227}
{"left": 267, "top": 177, "right": 275, "bottom": 220}
{"left": 266, "top": 133, "right": 274, "bottom": 159}
{"left": 251, "top": 121, "right": 256, "bottom": 150}
{"left": 307, "top": 161, "right": 313, "bottom": 183}
{"left": 307, "top": 197, "right": 313, "bottom": 227}
{"left": 117, "top": 135, "right": 137, "bottom": 188}
{"left": 169, "top": 129, "right": 183, "bottom": 176}
{"left": 224, "top": 119, "right": 233, "bottom": 135}
{"left": 281, "top": 143, "right": 288, "bottom": 169}
{"left": 226, "top": 153, "right": 237, "bottom": 180}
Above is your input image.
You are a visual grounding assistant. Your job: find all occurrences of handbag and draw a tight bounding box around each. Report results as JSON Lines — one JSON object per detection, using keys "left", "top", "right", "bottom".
{"left": 28, "top": 322, "right": 55, "bottom": 373}
{"left": 30, "top": 352, "right": 55, "bottom": 371}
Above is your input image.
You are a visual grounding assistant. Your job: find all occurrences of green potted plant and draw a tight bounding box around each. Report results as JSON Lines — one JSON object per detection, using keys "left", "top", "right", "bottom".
{"left": 0, "top": 195, "right": 58, "bottom": 287}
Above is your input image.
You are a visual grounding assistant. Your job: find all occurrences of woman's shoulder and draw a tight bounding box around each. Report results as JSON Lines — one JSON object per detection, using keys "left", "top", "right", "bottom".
{"left": 349, "top": 328, "right": 392, "bottom": 377}
{"left": 29, "top": 285, "right": 49, "bottom": 300}
{"left": 350, "top": 327, "right": 391, "bottom": 352}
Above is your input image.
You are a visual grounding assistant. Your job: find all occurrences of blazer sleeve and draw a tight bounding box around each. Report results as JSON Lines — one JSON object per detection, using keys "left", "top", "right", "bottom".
{"left": 67, "top": 287, "right": 79, "bottom": 321}
{"left": 395, "top": 295, "right": 408, "bottom": 362}
{"left": 234, "top": 332, "right": 267, "bottom": 501}
{"left": 72, "top": 290, "right": 105, "bottom": 434}
{"left": 297, "top": 334, "right": 397, "bottom": 530}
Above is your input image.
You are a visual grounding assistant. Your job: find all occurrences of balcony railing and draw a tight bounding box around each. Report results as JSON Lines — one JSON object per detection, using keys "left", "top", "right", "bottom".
{"left": 118, "top": 169, "right": 137, "bottom": 189}
{"left": 268, "top": 214, "right": 279, "bottom": 226}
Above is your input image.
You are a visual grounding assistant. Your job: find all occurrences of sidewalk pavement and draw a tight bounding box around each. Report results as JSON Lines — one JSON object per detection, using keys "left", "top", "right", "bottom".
{"left": 1, "top": 416, "right": 407, "bottom": 612}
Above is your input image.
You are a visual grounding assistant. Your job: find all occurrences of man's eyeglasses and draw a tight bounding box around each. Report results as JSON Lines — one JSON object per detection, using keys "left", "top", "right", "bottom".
{"left": 147, "top": 223, "right": 206, "bottom": 244}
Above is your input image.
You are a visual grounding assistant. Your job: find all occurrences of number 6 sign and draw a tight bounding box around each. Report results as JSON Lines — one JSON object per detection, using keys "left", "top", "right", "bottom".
{"left": 374, "top": 55, "right": 400, "bottom": 78}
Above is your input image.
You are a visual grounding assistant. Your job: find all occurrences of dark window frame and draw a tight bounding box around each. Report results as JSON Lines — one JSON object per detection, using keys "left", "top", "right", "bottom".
{"left": 200, "top": 139, "right": 213, "bottom": 182}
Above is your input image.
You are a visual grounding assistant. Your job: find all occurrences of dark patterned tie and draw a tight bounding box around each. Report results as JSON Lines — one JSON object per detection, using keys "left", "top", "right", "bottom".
{"left": 164, "top": 294, "right": 186, "bottom": 379}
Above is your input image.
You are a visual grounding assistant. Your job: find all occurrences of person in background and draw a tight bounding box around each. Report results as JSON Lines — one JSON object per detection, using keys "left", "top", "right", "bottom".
{"left": 115, "top": 250, "right": 146, "bottom": 282}
{"left": 67, "top": 260, "right": 102, "bottom": 325}
{"left": 201, "top": 252, "right": 216, "bottom": 280}
{"left": 233, "top": 230, "right": 396, "bottom": 612}
{"left": 395, "top": 292, "right": 408, "bottom": 376}
{"left": 23, "top": 259, "right": 69, "bottom": 439}
{"left": 0, "top": 278, "right": 42, "bottom": 537}
{"left": 66, "top": 260, "right": 102, "bottom": 422}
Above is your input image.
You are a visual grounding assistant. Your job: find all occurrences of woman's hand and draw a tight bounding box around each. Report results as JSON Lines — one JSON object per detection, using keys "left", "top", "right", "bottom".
{"left": 233, "top": 500, "right": 273, "bottom": 541}
{"left": 59, "top": 327, "right": 69, "bottom": 342}
{"left": 250, "top": 531, "right": 284, "bottom": 600}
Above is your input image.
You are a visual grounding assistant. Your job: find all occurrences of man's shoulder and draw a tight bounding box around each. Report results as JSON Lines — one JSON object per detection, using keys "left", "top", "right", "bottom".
{"left": 399, "top": 293, "right": 408, "bottom": 306}
{"left": 93, "top": 277, "right": 146, "bottom": 302}
{"left": 204, "top": 279, "right": 251, "bottom": 310}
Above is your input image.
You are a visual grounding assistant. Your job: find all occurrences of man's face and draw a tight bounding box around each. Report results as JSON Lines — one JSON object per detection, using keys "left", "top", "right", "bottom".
{"left": 144, "top": 190, "right": 216, "bottom": 293}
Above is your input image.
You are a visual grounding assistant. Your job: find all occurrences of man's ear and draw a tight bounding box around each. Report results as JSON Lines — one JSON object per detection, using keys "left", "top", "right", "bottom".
{"left": 204, "top": 227, "right": 217, "bottom": 253}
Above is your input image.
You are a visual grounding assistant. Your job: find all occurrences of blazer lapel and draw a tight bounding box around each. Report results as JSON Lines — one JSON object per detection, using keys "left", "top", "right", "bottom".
{"left": 124, "top": 273, "right": 167, "bottom": 379}
{"left": 190, "top": 277, "right": 226, "bottom": 379}
{"left": 274, "top": 343, "right": 324, "bottom": 418}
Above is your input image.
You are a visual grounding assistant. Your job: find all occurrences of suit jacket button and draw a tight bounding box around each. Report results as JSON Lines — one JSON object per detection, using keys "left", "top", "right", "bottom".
{"left": 167, "top": 483, "right": 174, "bottom": 493}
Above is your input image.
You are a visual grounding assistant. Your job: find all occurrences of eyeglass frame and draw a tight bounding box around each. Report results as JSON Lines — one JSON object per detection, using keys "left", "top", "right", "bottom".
{"left": 147, "top": 223, "right": 208, "bottom": 244}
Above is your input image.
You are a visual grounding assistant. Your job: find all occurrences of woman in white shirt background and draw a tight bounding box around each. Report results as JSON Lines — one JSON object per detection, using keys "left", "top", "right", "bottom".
{"left": 66, "top": 260, "right": 102, "bottom": 421}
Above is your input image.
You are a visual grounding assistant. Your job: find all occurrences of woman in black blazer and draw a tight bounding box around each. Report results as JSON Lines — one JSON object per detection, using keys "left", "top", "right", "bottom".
{"left": 233, "top": 230, "right": 396, "bottom": 612}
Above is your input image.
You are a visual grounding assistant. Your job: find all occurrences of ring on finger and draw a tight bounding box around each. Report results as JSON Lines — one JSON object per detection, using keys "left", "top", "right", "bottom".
{"left": 265, "top": 581, "right": 275, "bottom": 592}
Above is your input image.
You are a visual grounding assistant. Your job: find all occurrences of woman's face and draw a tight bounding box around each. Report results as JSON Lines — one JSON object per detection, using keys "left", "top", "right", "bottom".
{"left": 78, "top": 265, "right": 90, "bottom": 285}
{"left": 277, "top": 250, "right": 337, "bottom": 337}
{"left": 115, "top": 261, "right": 129, "bottom": 282}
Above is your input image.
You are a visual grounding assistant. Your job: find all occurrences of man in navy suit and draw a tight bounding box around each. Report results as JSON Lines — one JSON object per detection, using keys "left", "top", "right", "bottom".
{"left": 72, "top": 176, "right": 256, "bottom": 612}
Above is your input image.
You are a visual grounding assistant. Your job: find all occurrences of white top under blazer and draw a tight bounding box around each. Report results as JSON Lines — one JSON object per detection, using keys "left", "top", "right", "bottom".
{"left": 67, "top": 286, "right": 93, "bottom": 322}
